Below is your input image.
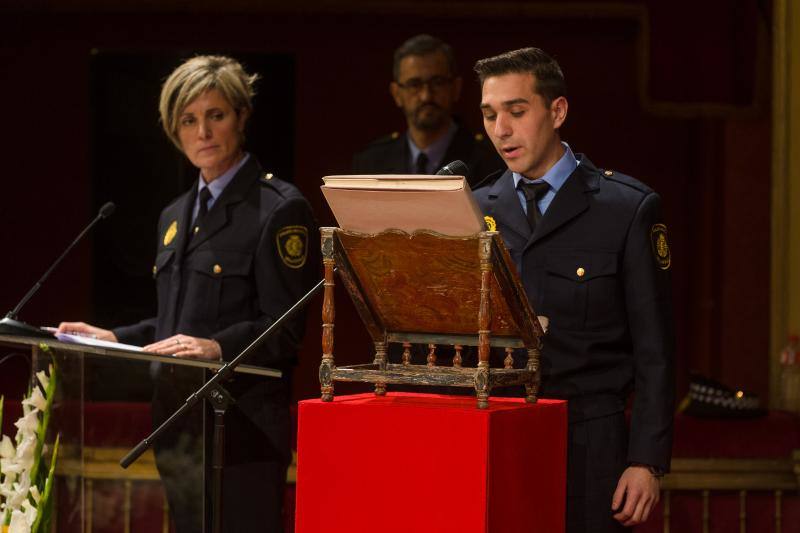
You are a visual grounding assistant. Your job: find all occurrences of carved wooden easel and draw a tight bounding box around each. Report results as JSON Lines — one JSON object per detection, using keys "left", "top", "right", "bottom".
{"left": 319, "top": 228, "right": 545, "bottom": 408}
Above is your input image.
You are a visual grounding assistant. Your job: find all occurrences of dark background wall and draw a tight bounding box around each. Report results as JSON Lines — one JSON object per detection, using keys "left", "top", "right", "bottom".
{"left": 0, "top": 0, "right": 772, "bottom": 404}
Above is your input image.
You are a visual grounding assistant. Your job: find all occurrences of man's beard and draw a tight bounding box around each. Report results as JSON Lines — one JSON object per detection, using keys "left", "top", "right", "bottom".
{"left": 410, "top": 103, "right": 447, "bottom": 131}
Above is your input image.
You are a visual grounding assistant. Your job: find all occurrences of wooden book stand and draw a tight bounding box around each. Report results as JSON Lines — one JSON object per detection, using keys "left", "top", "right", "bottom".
{"left": 319, "top": 228, "right": 545, "bottom": 408}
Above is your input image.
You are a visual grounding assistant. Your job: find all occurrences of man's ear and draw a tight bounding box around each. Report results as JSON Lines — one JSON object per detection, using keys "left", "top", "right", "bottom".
{"left": 390, "top": 81, "right": 402, "bottom": 108}
{"left": 551, "top": 96, "right": 568, "bottom": 129}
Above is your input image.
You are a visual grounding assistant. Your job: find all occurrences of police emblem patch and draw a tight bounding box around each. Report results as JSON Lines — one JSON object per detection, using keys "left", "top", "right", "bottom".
{"left": 277, "top": 225, "right": 308, "bottom": 269}
{"left": 484, "top": 216, "right": 497, "bottom": 231}
{"left": 163, "top": 220, "right": 178, "bottom": 246}
{"left": 650, "top": 223, "right": 671, "bottom": 270}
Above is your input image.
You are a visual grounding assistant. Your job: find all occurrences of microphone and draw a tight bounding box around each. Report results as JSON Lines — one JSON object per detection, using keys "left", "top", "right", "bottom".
{"left": 0, "top": 202, "right": 116, "bottom": 339}
{"left": 436, "top": 160, "right": 469, "bottom": 176}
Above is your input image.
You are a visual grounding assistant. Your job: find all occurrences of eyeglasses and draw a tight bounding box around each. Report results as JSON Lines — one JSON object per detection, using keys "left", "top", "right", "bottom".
{"left": 395, "top": 76, "right": 454, "bottom": 93}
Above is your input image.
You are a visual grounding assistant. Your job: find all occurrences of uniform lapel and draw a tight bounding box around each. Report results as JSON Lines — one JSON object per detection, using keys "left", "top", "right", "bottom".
{"left": 160, "top": 190, "right": 194, "bottom": 336}
{"left": 486, "top": 170, "right": 531, "bottom": 249}
{"left": 184, "top": 157, "right": 258, "bottom": 253}
{"left": 173, "top": 190, "right": 195, "bottom": 264}
{"left": 526, "top": 158, "right": 600, "bottom": 250}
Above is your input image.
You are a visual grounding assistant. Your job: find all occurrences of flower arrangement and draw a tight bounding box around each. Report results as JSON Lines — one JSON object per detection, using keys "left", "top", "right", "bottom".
{"left": 0, "top": 350, "right": 59, "bottom": 533}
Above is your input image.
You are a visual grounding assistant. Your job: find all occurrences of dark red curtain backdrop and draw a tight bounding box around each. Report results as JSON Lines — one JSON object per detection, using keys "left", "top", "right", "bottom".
{"left": 0, "top": 1, "right": 771, "bottom": 403}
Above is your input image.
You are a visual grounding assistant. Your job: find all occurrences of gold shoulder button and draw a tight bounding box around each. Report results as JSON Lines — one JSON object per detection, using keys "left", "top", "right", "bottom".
{"left": 474, "top": 133, "right": 485, "bottom": 142}
{"left": 213, "top": 264, "right": 222, "bottom": 275}
{"left": 603, "top": 170, "right": 614, "bottom": 176}
{"left": 264, "top": 172, "right": 273, "bottom": 180}
{"left": 576, "top": 267, "right": 586, "bottom": 278}
{"left": 152, "top": 265, "right": 157, "bottom": 275}
{"left": 390, "top": 131, "right": 400, "bottom": 139}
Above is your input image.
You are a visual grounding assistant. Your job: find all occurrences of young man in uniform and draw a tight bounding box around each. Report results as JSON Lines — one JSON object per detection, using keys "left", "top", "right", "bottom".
{"left": 473, "top": 47, "right": 675, "bottom": 532}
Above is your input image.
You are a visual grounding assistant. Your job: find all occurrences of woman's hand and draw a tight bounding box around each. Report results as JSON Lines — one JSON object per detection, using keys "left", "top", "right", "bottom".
{"left": 144, "top": 335, "right": 222, "bottom": 361}
{"left": 57, "top": 322, "right": 117, "bottom": 342}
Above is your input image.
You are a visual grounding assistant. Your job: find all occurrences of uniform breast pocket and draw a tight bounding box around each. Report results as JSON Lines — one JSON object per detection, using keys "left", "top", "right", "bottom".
{"left": 543, "top": 251, "right": 621, "bottom": 331}
{"left": 186, "top": 249, "right": 254, "bottom": 324}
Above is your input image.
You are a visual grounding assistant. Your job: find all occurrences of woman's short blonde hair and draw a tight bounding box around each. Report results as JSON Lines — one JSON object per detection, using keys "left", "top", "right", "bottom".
{"left": 158, "top": 55, "right": 259, "bottom": 150}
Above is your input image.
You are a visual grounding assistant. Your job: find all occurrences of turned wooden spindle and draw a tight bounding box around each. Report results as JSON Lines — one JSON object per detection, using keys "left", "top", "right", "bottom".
{"left": 453, "top": 344, "right": 463, "bottom": 368}
{"left": 504, "top": 347, "right": 514, "bottom": 369}
{"left": 475, "top": 237, "right": 493, "bottom": 408}
{"left": 402, "top": 342, "right": 412, "bottom": 366}
{"left": 320, "top": 252, "right": 336, "bottom": 402}
{"left": 524, "top": 340, "right": 541, "bottom": 403}
{"left": 427, "top": 343, "right": 437, "bottom": 367}
{"left": 374, "top": 341, "right": 388, "bottom": 396}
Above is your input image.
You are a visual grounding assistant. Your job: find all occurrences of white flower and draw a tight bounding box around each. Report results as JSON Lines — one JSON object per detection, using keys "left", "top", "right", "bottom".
{"left": 7, "top": 472, "right": 31, "bottom": 509}
{"left": 0, "top": 435, "right": 15, "bottom": 458}
{"left": 13, "top": 411, "right": 38, "bottom": 435}
{"left": 1, "top": 458, "right": 24, "bottom": 474}
{"left": 8, "top": 508, "right": 31, "bottom": 533}
{"left": 1, "top": 470, "right": 17, "bottom": 491}
{"left": 36, "top": 369, "right": 49, "bottom": 391}
{"left": 29, "top": 485, "right": 41, "bottom": 504}
{"left": 21, "top": 497, "right": 38, "bottom": 526}
{"left": 22, "top": 387, "right": 47, "bottom": 412}
{"left": 15, "top": 434, "right": 37, "bottom": 469}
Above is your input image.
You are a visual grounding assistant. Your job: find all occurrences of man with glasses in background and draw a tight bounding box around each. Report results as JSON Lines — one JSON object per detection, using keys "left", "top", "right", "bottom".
{"left": 352, "top": 34, "right": 501, "bottom": 185}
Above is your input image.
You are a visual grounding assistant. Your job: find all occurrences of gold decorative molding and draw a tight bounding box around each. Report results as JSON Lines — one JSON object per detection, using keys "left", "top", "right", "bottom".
{"left": 663, "top": 456, "right": 800, "bottom": 491}
{"left": 770, "top": 0, "right": 800, "bottom": 408}
{"left": 662, "top": 451, "right": 800, "bottom": 533}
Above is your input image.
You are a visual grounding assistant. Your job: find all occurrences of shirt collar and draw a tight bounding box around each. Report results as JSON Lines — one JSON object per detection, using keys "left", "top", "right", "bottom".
{"left": 407, "top": 121, "right": 458, "bottom": 171}
{"left": 513, "top": 142, "right": 578, "bottom": 191}
{"left": 197, "top": 152, "right": 250, "bottom": 200}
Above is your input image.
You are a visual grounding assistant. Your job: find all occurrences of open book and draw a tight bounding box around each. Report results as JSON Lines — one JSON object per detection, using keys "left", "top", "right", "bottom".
{"left": 321, "top": 174, "right": 486, "bottom": 235}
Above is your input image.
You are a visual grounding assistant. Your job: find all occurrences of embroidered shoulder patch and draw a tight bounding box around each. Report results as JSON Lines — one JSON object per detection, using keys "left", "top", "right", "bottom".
{"left": 484, "top": 216, "right": 496, "bottom": 231}
{"left": 277, "top": 225, "right": 308, "bottom": 269}
{"left": 163, "top": 220, "right": 178, "bottom": 246}
{"left": 650, "top": 223, "right": 671, "bottom": 270}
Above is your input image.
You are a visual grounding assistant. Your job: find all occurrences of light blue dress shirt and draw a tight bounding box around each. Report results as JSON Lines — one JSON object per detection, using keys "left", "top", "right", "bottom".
{"left": 191, "top": 153, "right": 250, "bottom": 223}
{"left": 513, "top": 142, "right": 578, "bottom": 215}
{"left": 407, "top": 121, "right": 458, "bottom": 174}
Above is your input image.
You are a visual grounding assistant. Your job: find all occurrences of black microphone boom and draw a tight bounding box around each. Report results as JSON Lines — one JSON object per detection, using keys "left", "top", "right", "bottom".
{"left": 0, "top": 202, "right": 116, "bottom": 339}
{"left": 435, "top": 160, "right": 469, "bottom": 177}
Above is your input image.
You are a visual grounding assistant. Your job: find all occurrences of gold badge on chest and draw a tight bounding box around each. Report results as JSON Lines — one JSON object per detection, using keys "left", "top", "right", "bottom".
{"left": 650, "top": 223, "right": 671, "bottom": 270}
{"left": 163, "top": 220, "right": 178, "bottom": 246}
{"left": 277, "top": 225, "right": 308, "bottom": 269}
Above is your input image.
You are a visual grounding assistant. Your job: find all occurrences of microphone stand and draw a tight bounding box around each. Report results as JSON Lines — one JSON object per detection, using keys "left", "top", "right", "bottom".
{"left": 120, "top": 272, "right": 330, "bottom": 533}
{"left": 0, "top": 203, "right": 115, "bottom": 339}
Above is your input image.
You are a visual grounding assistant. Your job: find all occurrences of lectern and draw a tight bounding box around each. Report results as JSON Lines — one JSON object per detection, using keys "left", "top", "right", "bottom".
{"left": 318, "top": 228, "right": 545, "bottom": 408}
{"left": 0, "top": 334, "right": 279, "bottom": 533}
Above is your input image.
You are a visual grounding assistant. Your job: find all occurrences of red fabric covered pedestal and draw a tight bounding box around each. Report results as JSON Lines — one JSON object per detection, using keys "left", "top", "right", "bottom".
{"left": 295, "top": 393, "right": 567, "bottom": 533}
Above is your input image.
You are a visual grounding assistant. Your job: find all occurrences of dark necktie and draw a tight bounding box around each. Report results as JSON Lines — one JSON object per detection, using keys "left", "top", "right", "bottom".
{"left": 193, "top": 187, "right": 213, "bottom": 237}
{"left": 415, "top": 152, "right": 429, "bottom": 174}
{"left": 519, "top": 181, "right": 549, "bottom": 232}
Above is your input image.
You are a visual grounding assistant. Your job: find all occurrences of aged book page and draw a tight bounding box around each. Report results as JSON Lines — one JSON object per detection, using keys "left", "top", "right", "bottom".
{"left": 321, "top": 174, "right": 486, "bottom": 235}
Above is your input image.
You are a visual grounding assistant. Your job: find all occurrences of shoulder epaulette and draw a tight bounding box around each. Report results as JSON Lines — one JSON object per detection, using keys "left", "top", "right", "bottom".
{"left": 599, "top": 169, "right": 652, "bottom": 194}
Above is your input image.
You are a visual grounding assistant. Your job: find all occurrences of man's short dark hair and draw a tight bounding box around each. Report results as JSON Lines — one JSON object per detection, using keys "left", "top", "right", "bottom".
{"left": 393, "top": 34, "right": 456, "bottom": 81}
{"left": 474, "top": 47, "right": 566, "bottom": 107}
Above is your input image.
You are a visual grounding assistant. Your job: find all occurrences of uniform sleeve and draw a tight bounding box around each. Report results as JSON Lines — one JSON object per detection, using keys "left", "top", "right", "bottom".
{"left": 113, "top": 318, "right": 157, "bottom": 347}
{"left": 623, "top": 192, "right": 676, "bottom": 472}
{"left": 212, "top": 195, "right": 319, "bottom": 367}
